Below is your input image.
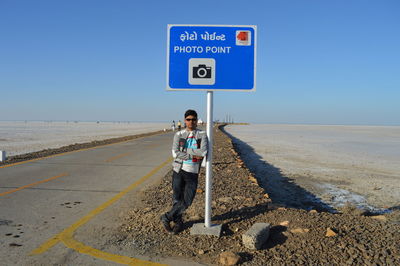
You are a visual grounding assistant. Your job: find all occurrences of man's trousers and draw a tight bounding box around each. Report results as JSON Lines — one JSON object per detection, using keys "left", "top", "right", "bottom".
{"left": 166, "top": 169, "right": 198, "bottom": 222}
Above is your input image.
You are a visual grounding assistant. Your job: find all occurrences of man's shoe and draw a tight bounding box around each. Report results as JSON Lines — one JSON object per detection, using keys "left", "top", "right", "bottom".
{"left": 160, "top": 214, "right": 172, "bottom": 232}
{"left": 172, "top": 220, "right": 183, "bottom": 234}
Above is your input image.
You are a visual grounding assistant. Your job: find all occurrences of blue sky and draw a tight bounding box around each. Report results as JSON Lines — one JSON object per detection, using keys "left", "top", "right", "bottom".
{"left": 1, "top": 0, "right": 399, "bottom": 125}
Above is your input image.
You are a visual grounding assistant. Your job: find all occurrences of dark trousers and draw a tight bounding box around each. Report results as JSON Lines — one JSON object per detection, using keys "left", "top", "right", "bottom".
{"left": 166, "top": 170, "right": 198, "bottom": 222}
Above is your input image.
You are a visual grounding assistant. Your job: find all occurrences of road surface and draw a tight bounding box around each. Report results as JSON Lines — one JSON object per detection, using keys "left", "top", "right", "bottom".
{"left": 0, "top": 131, "right": 197, "bottom": 265}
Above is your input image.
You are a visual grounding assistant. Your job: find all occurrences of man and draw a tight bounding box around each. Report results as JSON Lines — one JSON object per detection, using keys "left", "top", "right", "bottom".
{"left": 161, "top": 109, "right": 208, "bottom": 234}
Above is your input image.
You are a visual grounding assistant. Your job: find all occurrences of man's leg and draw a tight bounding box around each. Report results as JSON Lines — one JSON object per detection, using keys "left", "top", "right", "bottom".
{"left": 161, "top": 171, "right": 184, "bottom": 232}
{"left": 165, "top": 170, "right": 187, "bottom": 221}
{"left": 183, "top": 171, "right": 198, "bottom": 209}
{"left": 172, "top": 171, "right": 198, "bottom": 234}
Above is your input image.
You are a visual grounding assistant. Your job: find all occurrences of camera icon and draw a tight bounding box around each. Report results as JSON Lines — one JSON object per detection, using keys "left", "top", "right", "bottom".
{"left": 189, "top": 58, "right": 215, "bottom": 85}
{"left": 193, "top": 64, "right": 212, "bottom": 79}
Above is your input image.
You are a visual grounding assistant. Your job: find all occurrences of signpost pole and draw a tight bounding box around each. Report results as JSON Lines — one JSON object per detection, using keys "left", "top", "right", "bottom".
{"left": 205, "top": 91, "right": 213, "bottom": 228}
{"left": 167, "top": 25, "right": 256, "bottom": 237}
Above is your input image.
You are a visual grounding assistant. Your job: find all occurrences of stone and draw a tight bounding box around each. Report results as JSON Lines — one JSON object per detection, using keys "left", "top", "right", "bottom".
{"left": 219, "top": 251, "right": 241, "bottom": 266}
{"left": 218, "top": 197, "right": 233, "bottom": 203}
{"left": 190, "top": 215, "right": 201, "bottom": 221}
{"left": 267, "top": 203, "right": 285, "bottom": 210}
{"left": 279, "top": 221, "right": 289, "bottom": 227}
{"left": 249, "top": 176, "right": 257, "bottom": 183}
{"left": 196, "top": 188, "right": 204, "bottom": 193}
{"left": 143, "top": 207, "right": 153, "bottom": 213}
{"left": 190, "top": 223, "right": 222, "bottom": 237}
{"left": 242, "top": 223, "right": 271, "bottom": 250}
{"left": 370, "top": 215, "right": 387, "bottom": 222}
{"left": 263, "top": 193, "right": 270, "bottom": 199}
{"left": 233, "top": 196, "right": 245, "bottom": 200}
{"left": 198, "top": 249, "right": 205, "bottom": 255}
{"left": 309, "top": 209, "right": 318, "bottom": 213}
{"left": 290, "top": 228, "right": 309, "bottom": 234}
{"left": 326, "top": 227, "right": 337, "bottom": 237}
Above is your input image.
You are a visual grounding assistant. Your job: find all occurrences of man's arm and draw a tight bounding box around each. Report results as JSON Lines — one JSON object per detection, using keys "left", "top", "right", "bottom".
{"left": 172, "top": 132, "right": 191, "bottom": 160}
{"left": 186, "top": 132, "right": 208, "bottom": 158}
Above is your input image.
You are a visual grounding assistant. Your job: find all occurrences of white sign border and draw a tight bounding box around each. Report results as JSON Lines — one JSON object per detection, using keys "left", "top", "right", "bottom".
{"left": 166, "top": 24, "right": 257, "bottom": 92}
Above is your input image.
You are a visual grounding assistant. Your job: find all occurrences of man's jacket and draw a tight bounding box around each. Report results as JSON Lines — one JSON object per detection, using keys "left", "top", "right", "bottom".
{"left": 172, "top": 129, "right": 208, "bottom": 173}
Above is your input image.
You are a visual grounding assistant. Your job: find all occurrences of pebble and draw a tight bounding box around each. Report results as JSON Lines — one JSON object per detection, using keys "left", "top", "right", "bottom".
{"left": 219, "top": 251, "right": 241, "bottom": 266}
{"left": 370, "top": 215, "right": 387, "bottom": 222}
{"left": 326, "top": 227, "right": 337, "bottom": 237}
{"left": 290, "top": 228, "right": 310, "bottom": 234}
{"left": 280, "top": 221, "right": 290, "bottom": 227}
{"left": 218, "top": 197, "right": 233, "bottom": 203}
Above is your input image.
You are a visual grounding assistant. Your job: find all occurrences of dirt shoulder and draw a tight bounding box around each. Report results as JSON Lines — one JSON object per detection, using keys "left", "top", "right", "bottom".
{"left": 114, "top": 125, "right": 400, "bottom": 265}
{"left": 0, "top": 129, "right": 169, "bottom": 166}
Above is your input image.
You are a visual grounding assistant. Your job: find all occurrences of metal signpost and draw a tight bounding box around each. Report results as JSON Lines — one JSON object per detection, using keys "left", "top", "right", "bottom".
{"left": 167, "top": 24, "right": 256, "bottom": 235}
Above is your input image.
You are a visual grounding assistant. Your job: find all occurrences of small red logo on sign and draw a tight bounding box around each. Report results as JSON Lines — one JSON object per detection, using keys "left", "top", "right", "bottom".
{"left": 237, "top": 31, "right": 248, "bottom": 41}
{"left": 236, "top": 30, "right": 251, "bottom": 46}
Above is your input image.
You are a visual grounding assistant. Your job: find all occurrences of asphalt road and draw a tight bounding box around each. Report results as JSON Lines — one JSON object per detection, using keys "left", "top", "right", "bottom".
{"left": 0, "top": 131, "right": 179, "bottom": 265}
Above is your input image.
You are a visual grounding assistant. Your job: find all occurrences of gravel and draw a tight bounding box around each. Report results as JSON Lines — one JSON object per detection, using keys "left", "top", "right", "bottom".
{"left": 116, "top": 125, "right": 400, "bottom": 265}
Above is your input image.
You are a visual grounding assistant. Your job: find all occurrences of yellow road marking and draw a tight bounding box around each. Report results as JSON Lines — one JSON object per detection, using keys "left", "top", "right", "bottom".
{"left": 0, "top": 131, "right": 168, "bottom": 169}
{"left": 105, "top": 152, "right": 132, "bottom": 163}
{"left": 31, "top": 157, "right": 172, "bottom": 266}
{"left": 62, "top": 233, "right": 167, "bottom": 266}
{"left": 0, "top": 173, "right": 68, "bottom": 197}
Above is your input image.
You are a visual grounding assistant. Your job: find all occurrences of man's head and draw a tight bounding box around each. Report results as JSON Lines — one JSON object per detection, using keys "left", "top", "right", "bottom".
{"left": 184, "top": 109, "right": 198, "bottom": 131}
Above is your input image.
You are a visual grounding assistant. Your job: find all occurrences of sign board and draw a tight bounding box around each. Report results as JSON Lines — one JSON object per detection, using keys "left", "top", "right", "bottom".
{"left": 167, "top": 24, "right": 256, "bottom": 91}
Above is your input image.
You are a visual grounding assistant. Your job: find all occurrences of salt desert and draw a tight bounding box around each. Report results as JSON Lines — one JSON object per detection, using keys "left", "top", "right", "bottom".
{"left": 226, "top": 124, "right": 400, "bottom": 211}
{"left": 0, "top": 121, "right": 169, "bottom": 157}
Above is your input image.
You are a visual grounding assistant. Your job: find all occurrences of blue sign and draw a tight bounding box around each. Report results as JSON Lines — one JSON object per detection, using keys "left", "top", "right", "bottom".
{"left": 167, "top": 25, "right": 256, "bottom": 91}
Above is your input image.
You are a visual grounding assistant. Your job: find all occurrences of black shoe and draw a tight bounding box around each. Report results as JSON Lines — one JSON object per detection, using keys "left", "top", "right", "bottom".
{"left": 160, "top": 214, "right": 172, "bottom": 232}
{"left": 172, "top": 220, "right": 183, "bottom": 234}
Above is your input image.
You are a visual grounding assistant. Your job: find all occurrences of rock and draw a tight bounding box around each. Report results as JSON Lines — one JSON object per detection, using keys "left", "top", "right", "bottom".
{"left": 218, "top": 197, "right": 233, "bottom": 203}
{"left": 309, "top": 209, "right": 318, "bottom": 213}
{"left": 198, "top": 249, "right": 205, "bottom": 255}
{"left": 219, "top": 251, "right": 241, "bottom": 265}
{"left": 326, "top": 227, "right": 337, "bottom": 237}
{"left": 242, "top": 223, "right": 271, "bottom": 250}
{"left": 370, "top": 215, "right": 387, "bottom": 222}
{"left": 290, "top": 228, "right": 309, "bottom": 234}
{"left": 233, "top": 196, "right": 245, "bottom": 200}
{"left": 143, "top": 207, "right": 153, "bottom": 213}
{"left": 190, "top": 215, "right": 201, "bottom": 220}
{"left": 267, "top": 203, "right": 285, "bottom": 210}
{"left": 263, "top": 193, "right": 270, "bottom": 199}
{"left": 196, "top": 188, "right": 204, "bottom": 193}
{"left": 280, "top": 221, "right": 289, "bottom": 227}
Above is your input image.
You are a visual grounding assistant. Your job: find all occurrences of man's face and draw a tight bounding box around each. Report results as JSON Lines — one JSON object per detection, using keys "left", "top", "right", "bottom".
{"left": 185, "top": 115, "right": 197, "bottom": 130}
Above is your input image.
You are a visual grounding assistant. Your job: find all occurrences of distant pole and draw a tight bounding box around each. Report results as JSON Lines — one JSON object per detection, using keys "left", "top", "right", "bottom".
{"left": 0, "top": 151, "right": 6, "bottom": 162}
{"left": 205, "top": 91, "right": 213, "bottom": 228}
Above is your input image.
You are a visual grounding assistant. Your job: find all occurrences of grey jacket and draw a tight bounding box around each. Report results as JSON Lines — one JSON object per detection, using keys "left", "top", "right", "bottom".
{"left": 172, "top": 129, "right": 208, "bottom": 173}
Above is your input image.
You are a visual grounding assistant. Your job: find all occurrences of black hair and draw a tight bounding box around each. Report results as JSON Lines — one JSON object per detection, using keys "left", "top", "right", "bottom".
{"left": 184, "top": 109, "right": 198, "bottom": 118}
